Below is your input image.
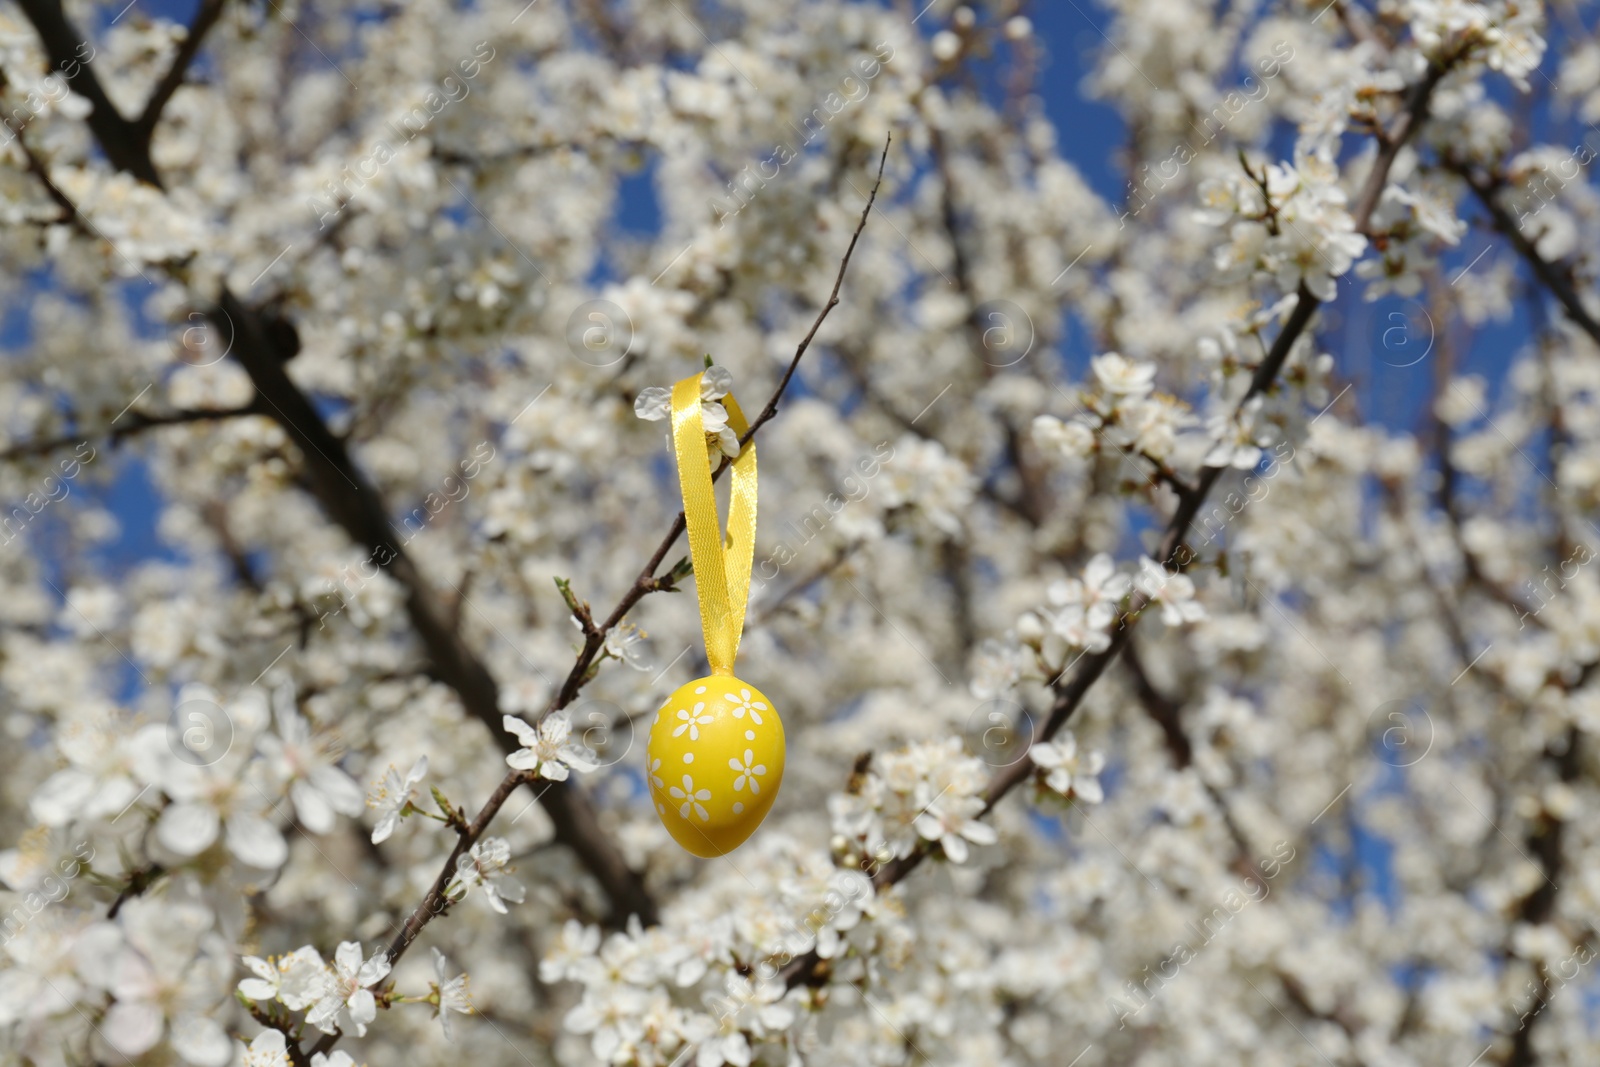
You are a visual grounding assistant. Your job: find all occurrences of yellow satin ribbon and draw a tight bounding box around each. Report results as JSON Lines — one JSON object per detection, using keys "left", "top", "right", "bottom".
{"left": 670, "top": 372, "right": 757, "bottom": 677}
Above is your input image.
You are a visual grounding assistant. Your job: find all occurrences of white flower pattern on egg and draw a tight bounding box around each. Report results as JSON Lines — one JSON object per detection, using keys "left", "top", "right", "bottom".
{"left": 729, "top": 750, "right": 766, "bottom": 795}
{"left": 672, "top": 703, "right": 713, "bottom": 740}
{"left": 648, "top": 758, "right": 664, "bottom": 791}
{"left": 728, "top": 688, "right": 766, "bottom": 725}
{"left": 669, "top": 774, "right": 711, "bottom": 821}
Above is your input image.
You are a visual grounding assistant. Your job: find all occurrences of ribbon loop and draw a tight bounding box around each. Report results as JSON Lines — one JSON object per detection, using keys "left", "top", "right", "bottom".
{"left": 670, "top": 372, "right": 758, "bottom": 675}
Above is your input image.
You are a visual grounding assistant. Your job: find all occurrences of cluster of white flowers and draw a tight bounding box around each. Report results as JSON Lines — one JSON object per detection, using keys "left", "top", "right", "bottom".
{"left": 828, "top": 737, "right": 997, "bottom": 864}
{"left": 555, "top": 937, "right": 796, "bottom": 1067}
{"left": 1029, "top": 731, "right": 1106, "bottom": 805}
{"left": 1406, "top": 0, "right": 1547, "bottom": 89}
{"left": 1034, "top": 353, "right": 1196, "bottom": 471}
{"left": 1005, "top": 550, "right": 1205, "bottom": 680}
{"left": 1356, "top": 182, "right": 1467, "bottom": 300}
{"left": 540, "top": 836, "right": 894, "bottom": 1066}
{"left": 1016, "top": 553, "right": 1133, "bottom": 667}
{"left": 31, "top": 684, "right": 361, "bottom": 872}
{"left": 1135, "top": 557, "right": 1207, "bottom": 626}
{"left": 238, "top": 940, "right": 470, "bottom": 1044}
{"left": 242, "top": 1028, "right": 354, "bottom": 1067}
{"left": 1033, "top": 346, "right": 1310, "bottom": 491}
{"left": 72, "top": 897, "right": 235, "bottom": 1064}
{"left": 1197, "top": 146, "right": 1368, "bottom": 301}
{"left": 1204, "top": 394, "right": 1271, "bottom": 470}
{"left": 875, "top": 434, "right": 977, "bottom": 535}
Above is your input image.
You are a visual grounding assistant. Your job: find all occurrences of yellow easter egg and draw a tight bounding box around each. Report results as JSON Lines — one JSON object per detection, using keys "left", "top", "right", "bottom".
{"left": 645, "top": 675, "right": 785, "bottom": 857}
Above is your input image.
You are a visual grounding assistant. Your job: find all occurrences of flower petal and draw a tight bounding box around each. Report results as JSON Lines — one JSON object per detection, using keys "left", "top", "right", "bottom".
{"left": 226, "top": 813, "right": 288, "bottom": 870}
{"left": 156, "top": 802, "right": 220, "bottom": 857}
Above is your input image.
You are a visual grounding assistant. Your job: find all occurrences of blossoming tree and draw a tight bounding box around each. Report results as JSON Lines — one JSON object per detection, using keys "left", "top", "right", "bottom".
{"left": 1, "top": 0, "right": 1596, "bottom": 1065}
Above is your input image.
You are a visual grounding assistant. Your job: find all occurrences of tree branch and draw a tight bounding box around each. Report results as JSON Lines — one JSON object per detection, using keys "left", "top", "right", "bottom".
{"left": 210, "top": 290, "right": 659, "bottom": 926}
{"left": 0, "top": 84, "right": 81, "bottom": 225}
{"left": 1452, "top": 165, "right": 1600, "bottom": 348}
{"left": 10, "top": 0, "right": 682, "bottom": 934}
{"left": 15, "top": 0, "right": 228, "bottom": 185}
{"left": 134, "top": 0, "right": 228, "bottom": 146}
{"left": 1350, "top": 57, "right": 1448, "bottom": 234}
{"left": 13, "top": 0, "right": 162, "bottom": 186}
{"left": 1505, "top": 725, "right": 1581, "bottom": 1067}
{"left": 385, "top": 770, "right": 531, "bottom": 963}
{"left": 0, "top": 404, "right": 262, "bottom": 463}
{"left": 928, "top": 122, "right": 1050, "bottom": 525}
{"left": 741, "top": 136, "right": 892, "bottom": 447}
{"left": 777, "top": 283, "right": 1325, "bottom": 985}
{"left": 1123, "top": 640, "right": 1191, "bottom": 769}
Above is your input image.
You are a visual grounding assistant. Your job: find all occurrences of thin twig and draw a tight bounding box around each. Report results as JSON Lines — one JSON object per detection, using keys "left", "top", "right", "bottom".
{"left": 1351, "top": 58, "right": 1449, "bottom": 235}
{"left": 0, "top": 404, "right": 262, "bottom": 462}
{"left": 741, "top": 135, "right": 893, "bottom": 447}
{"left": 0, "top": 94, "right": 80, "bottom": 226}
{"left": 548, "top": 133, "right": 892, "bottom": 713}
{"left": 1122, "top": 641, "right": 1191, "bottom": 769}
{"left": 384, "top": 771, "right": 531, "bottom": 963}
{"left": 1453, "top": 164, "right": 1600, "bottom": 347}
{"left": 134, "top": 0, "right": 228, "bottom": 147}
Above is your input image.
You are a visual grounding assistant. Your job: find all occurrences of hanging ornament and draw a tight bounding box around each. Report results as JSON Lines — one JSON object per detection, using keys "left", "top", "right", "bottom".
{"left": 645, "top": 370, "right": 785, "bottom": 857}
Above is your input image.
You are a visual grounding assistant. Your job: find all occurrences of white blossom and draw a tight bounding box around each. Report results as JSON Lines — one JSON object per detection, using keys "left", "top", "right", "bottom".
{"left": 447, "top": 836, "right": 526, "bottom": 914}
{"left": 604, "top": 622, "right": 653, "bottom": 670}
{"left": 1032, "top": 414, "right": 1098, "bottom": 460}
{"left": 1205, "top": 397, "right": 1269, "bottom": 470}
{"left": 87, "top": 898, "right": 234, "bottom": 1066}
{"left": 306, "top": 941, "right": 391, "bottom": 1037}
{"left": 504, "top": 712, "right": 599, "bottom": 781}
{"left": 912, "top": 792, "right": 998, "bottom": 864}
{"left": 256, "top": 693, "right": 365, "bottom": 834}
{"left": 241, "top": 1029, "right": 293, "bottom": 1067}
{"left": 1092, "top": 352, "right": 1158, "bottom": 397}
{"left": 237, "top": 947, "right": 326, "bottom": 1010}
{"left": 1136, "top": 558, "right": 1207, "bottom": 626}
{"left": 430, "top": 948, "right": 474, "bottom": 1038}
{"left": 366, "top": 755, "right": 428, "bottom": 844}
{"left": 634, "top": 367, "right": 742, "bottom": 457}
{"left": 1029, "top": 733, "right": 1106, "bottom": 804}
